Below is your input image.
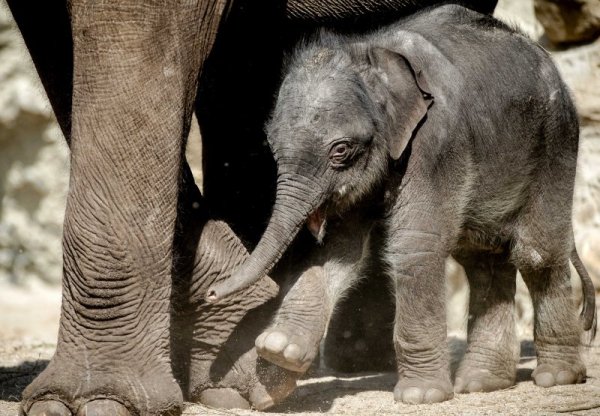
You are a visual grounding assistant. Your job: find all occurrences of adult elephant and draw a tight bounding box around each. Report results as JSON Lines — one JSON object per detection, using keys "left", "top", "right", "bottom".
{"left": 8, "top": 0, "right": 498, "bottom": 415}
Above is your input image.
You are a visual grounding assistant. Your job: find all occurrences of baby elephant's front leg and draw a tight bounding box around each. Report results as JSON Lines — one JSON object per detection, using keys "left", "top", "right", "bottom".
{"left": 387, "top": 205, "right": 452, "bottom": 404}
{"left": 255, "top": 266, "right": 329, "bottom": 372}
{"left": 256, "top": 221, "right": 370, "bottom": 373}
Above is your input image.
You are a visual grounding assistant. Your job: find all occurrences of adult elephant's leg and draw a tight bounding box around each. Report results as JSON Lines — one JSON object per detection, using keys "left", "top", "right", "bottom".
{"left": 5, "top": 0, "right": 73, "bottom": 142}
{"left": 21, "top": 1, "right": 228, "bottom": 415}
{"left": 170, "top": 166, "right": 299, "bottom": 411}
{"left": 453, "top": 253, "right": 519, "bottom": 393}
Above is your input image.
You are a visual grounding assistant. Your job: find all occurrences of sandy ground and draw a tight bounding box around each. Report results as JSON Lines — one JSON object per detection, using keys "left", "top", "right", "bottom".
{"left": 1, "top": 285, "right": 600, "bottom": 416}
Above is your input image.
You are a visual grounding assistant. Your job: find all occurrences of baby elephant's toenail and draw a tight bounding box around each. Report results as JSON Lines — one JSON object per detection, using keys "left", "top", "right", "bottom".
{"left": 401, "top": 387, "right": 424, "bottom": 404}
{"left": 556, "top": 370, "right": 578, "bottom": 385}
{"left": 264, "top": 332, "right": 288, "bottom": 353}
{"left": 283, "top": 344, "right": 303, "bottom": 361}
{"left": 466, "top": 380, "right": 483, "bottom": 392}
{"left": 534, "top": 372, "right": 555, "bottom": 388}
{"left": 424, "top": 388, "right": 447, "bottom": 403}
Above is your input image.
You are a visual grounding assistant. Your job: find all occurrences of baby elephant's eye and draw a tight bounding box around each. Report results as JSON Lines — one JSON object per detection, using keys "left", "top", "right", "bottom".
{"left": 329, "top": 141, "right": 353, "bottom": 167}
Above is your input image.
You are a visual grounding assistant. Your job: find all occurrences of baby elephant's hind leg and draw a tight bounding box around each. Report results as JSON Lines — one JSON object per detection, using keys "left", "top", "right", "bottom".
{"left": 520, "top": 262, "right": 586, "bottom": 387}
{"left": 454, "top": 253, "right": 519, "bottom": 393}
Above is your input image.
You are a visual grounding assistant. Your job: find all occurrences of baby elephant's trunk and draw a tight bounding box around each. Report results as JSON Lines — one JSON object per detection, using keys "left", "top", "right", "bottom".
{"left": 205, "top": 173, "right": 324, "bottom": 302}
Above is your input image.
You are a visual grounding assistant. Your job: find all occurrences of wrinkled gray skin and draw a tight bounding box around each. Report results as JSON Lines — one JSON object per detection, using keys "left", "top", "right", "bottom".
{"left": 212, "top": 5, "right": 598, "bottom": 405}
{"left": 8, "top": 0, "right": 501, "bottom": 415}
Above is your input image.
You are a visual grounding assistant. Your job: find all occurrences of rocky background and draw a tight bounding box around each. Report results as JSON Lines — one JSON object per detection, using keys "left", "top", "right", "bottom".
{"left": 0, "top": 2, "right": 68, "bottom": 287}
{"left": 0, "top": 0, "right": 599, "bottom": 336}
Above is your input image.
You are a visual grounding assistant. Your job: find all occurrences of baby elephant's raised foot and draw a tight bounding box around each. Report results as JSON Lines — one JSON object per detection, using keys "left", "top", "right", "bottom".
{"left": 255, "top": 326, "right": 320, "bottom": 373}
{"left": 394, "top": 378, "right": 453, "bottom": 405}
{"left": 532, "top": 363, "right": 586, "bottom": 388}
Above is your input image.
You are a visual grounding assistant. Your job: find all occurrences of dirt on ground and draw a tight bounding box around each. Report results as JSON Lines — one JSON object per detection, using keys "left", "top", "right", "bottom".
{"left": 1, "top": 285, "right": 600, "bottom": 416}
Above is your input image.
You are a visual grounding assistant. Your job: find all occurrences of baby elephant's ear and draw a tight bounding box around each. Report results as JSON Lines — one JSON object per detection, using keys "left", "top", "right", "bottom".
{"left": 367, "top": 47, "right": 433, "bottom": 160}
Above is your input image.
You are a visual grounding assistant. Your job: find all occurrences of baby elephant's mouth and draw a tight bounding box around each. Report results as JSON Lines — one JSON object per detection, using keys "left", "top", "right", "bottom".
{"left": 307, "top": 206, "right": 327, "bottom": 244}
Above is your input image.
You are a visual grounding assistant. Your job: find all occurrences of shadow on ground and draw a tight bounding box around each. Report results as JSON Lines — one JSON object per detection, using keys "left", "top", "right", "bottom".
{"left": 0, "top": 360, "right": 48, "bottom": 402}
{"left": 269, "top": 337, "right": 536, "bottom": 413}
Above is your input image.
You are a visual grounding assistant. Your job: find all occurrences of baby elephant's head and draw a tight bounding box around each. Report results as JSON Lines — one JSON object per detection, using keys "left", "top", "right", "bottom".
{"left": 206, "top": 39, "right": 433, "bottom": 302}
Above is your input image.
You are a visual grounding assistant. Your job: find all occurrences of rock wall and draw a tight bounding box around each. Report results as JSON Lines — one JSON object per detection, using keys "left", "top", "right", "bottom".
{"left": 534, "top": 0, "right": 600, "bottom": 44}
{"left": 0, "top": 0, "right": 599, "bottom": 336}
{"left": 0, "top": 2, "right": 68, "bottom": 286}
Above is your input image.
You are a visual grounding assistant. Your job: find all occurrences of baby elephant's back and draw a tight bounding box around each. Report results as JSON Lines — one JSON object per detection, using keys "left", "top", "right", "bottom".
{"left": 388, "top": 5, "right": 580, "bottom": 233}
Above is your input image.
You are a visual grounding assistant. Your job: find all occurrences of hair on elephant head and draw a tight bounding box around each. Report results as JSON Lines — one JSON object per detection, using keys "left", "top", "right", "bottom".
{"left": 206, "top": 34, "right": 433, "bottom": 301}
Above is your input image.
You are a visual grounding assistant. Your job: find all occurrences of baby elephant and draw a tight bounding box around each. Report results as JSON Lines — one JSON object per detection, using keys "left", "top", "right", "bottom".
{"left": 208, "top": 4, "right": 597, "bottom": 404}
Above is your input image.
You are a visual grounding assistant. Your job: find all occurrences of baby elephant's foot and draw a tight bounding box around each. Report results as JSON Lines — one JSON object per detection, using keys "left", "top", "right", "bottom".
{"left": 454, "top": 367, "right": 515, "bottom": 393}
{"left": 394, "top": 377, "right": 453, "bottom": 404}
{"left": 532, "top": 362, "right": 586, "bottom": 387}
{"left": 255, "top": 325, "right": 321, "bottom": 373}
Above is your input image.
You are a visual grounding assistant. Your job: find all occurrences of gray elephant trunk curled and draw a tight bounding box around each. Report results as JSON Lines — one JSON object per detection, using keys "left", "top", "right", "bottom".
{"left": 206, "top": 172, "right": 324, "bottom": 301}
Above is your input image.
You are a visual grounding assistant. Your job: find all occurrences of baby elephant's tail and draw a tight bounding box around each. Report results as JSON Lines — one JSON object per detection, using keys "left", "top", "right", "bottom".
{"left": 571, "top": 246, "right": 597, "bottom": 343}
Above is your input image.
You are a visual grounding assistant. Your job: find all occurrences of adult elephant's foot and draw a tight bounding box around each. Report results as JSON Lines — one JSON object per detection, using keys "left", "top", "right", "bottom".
{"left": 179, "top": 287, "right": 301, "bottom": 410}
{"left": 254, "top": 266, "right": 329, "bottom": 373}
{"left": 171, "top": 219, "right": 302, "bottom": 410}
{"left": 394, "top": 376, "right": 454, "bottom": 404}
{"left": 21, "top": 351, "right": 182, "bottom": 416}
{"left": 28, "top": 400, "right": 131, "bottom": 416}
{"left": 532, "top": 362, "right": 586, "bottom": 387}
{"left": 192, "top": 349, "right": 299, "bottom": 410}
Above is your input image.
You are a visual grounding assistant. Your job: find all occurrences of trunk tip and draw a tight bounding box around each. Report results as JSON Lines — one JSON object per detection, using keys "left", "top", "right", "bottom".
{"left": 205, "top": 283, "right": 235, "bottom": 303}
{"left": 204, "top": 269, "right": 259, "bottom": 303}
{"left": 205, "top": 288, "right": 219, "bottom": 303}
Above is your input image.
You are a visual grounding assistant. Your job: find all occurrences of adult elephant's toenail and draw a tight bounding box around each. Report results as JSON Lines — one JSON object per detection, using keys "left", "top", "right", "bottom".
{"left": 76, "top": 399, "right": 130, "bottom": 416}
{"left": 199, "top": 388, "right": 251, "bottom": 410}
{"left": 249, "top": 385, "right": 275, "bottom": 411}
{"left": 28, "top": 400, "right": 71, "bottom": 416}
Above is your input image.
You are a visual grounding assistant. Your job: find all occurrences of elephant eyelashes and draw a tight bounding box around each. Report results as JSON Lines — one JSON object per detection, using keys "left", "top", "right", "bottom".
{"left": 328, "top": 140, "right": 356, "bottom": 168}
